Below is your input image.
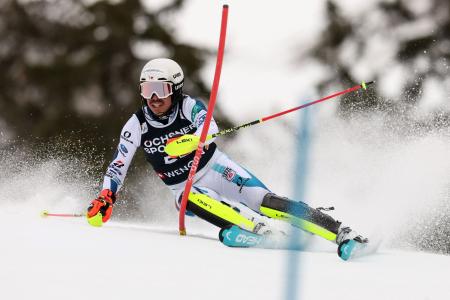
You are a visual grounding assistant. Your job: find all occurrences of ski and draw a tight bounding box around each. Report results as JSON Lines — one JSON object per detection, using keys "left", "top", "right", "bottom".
{"left": 219, "top": 225, "right": 266, "bottom": 247}
{"left": 220, "top": 225, "right": 379, "bottom": 261}
{"left": 219, "top": 225, "right": 302, "bottom": 250}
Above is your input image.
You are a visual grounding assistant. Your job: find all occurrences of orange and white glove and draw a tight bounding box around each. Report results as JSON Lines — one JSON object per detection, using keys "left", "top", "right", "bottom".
{"left": 87, "top": 189, "right": 116, "bottom": 227}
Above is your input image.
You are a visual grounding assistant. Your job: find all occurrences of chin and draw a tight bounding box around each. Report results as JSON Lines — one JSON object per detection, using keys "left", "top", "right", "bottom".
{"left": 150, "top": 108, "right": 166, "bottom": 116}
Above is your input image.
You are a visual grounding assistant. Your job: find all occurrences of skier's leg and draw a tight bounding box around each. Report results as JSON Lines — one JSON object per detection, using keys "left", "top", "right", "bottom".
{"left": 190, "top": 152, "right": 285, "bottom": 234}
{"left": 174, "top": 187, "right": 257, "bottom": 231}
{"left": 191, "top": 151, "right": 365, "bottom": 243}
{"left": 260, "top": 193, "right": 367, "bottom": 244}
{"left": 194, "top": 151, "right": 271, "bottom": 212}
{"left": 174, "top": 151, "right": 364, "bottom": 242}
{"left": 259, "top": 193, "right": 340, "bottom": 242}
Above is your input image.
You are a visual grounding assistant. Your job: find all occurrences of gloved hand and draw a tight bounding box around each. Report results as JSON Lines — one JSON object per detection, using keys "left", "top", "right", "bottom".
{"left": 87, "top": 189, "right": 116, "bottom": 227}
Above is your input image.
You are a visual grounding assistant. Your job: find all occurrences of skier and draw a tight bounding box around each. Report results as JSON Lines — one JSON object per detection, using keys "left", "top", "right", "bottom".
{"left": 86, "top": 58, "right": 367, "bottom": 256}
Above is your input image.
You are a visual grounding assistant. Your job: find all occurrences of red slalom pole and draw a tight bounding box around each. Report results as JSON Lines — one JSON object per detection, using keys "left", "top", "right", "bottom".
{"left": 178, "top": 4, "right": 229, "bottom": 235}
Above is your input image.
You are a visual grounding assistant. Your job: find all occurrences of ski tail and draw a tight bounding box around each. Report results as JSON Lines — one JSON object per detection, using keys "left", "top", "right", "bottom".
{"left": 219, "top": 225, "right": 304, "bottom": 250}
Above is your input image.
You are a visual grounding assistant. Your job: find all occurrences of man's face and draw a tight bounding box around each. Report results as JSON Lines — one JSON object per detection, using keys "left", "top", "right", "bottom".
{"left": 146, "top": 94, "right": 173, "bottom": 116}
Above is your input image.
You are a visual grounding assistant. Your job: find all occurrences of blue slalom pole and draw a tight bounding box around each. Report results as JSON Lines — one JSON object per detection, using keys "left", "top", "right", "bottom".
{"left": 285, "top": 101, "right": 312, "bottom": 300}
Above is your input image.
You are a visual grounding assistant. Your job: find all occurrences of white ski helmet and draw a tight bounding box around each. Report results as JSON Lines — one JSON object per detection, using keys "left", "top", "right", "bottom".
{"left": 139, "top": 58, "right": 184, "bottom": 106}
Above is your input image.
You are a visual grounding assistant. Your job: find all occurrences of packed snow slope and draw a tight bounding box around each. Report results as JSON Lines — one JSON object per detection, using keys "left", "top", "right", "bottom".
{"left": 0, "top": 209, "right": 449, "bottom": 300}
{"left": 1, "top": 114, "right": 449, "bottom": 300}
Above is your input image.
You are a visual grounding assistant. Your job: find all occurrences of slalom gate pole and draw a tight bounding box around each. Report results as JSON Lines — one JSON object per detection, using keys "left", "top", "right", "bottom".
{"left": 41, "top": 210, "right": 84, "bottom": 218}
{"left": 210, "top": 81, "right": 375, "bottom": 139}
{"left": 178, "top": 4, "right": 229, "bottom": 235}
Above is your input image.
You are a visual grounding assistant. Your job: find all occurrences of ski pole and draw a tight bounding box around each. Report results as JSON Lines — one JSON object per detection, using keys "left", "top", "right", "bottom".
{"left": 40, "top": 210, "right": 85, "bottom": 218}
{"left": 165, "top": 81, "right": 375, "bottom": 156}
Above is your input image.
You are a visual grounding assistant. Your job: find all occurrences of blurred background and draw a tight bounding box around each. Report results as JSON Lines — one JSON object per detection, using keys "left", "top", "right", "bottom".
{"left": 0, "top": 0, "right": 449, "bottom": 253}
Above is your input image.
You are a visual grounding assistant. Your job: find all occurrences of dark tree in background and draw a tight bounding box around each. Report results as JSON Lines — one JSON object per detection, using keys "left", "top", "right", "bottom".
{"left": 0, "top": 0, "right": 231, "bottom": 143}
{"left": 0, "top": 0, "right": 236, "bottom": 219}
{"left": 306, "top": 0, "right": 449, "bottom": 129}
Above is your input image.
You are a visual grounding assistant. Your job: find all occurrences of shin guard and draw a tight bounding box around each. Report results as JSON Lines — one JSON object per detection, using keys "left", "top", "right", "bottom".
{"left": 260, "top": 193, "right": 341, "bottom": 242}
{"left": 186, "top": 192, "right": 255, "bottom": 231}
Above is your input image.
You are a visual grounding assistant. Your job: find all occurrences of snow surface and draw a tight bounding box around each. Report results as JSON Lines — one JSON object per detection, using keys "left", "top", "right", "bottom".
{"left": 1, "top": 209, "right": 449, "bottom": 300}
{"left": 1, "top": 128, "right": 450, "bottom": 300}
{"left": 1, "top": 103, "right": 449, "bottom": 300}
{"left": 1, "top": 124, "right": 449, "bottom": 300}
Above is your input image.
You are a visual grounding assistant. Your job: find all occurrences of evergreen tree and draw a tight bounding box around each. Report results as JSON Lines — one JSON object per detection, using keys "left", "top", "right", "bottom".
{"left": 307, "top": 0, "right": 449, "bottom": 128}
{"left": 0, "top": 0, "right": 232, "bottom": 142}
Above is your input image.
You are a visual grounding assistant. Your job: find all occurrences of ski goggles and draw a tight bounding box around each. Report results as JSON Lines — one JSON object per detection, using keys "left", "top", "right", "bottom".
{"left": 140, "top": 81, "right": 173, "bottom": 99}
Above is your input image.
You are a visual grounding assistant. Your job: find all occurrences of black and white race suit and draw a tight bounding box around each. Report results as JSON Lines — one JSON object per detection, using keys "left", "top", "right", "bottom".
{"left": 102, "top": 95, "right": 271, "bottom": 212}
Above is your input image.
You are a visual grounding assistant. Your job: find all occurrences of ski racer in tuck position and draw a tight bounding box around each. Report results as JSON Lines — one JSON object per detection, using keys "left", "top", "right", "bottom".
{"left": 86, "top": 58, "right": 368, "bottom": 256}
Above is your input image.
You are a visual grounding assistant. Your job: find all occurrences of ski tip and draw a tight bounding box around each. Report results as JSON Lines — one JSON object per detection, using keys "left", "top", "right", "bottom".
{"left": 223, "top": 4, "right": 229, "bottom": 9}
{"left": 40, "top": 210, "right": 49, "bottom": 218}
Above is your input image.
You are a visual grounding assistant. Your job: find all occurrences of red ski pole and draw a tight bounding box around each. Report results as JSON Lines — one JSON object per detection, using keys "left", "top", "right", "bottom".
{"left": 165, "top": 81, "right": 375, "bottom": 157}
{"left": 41, "top": 210, "right": 84, "bottom": 218}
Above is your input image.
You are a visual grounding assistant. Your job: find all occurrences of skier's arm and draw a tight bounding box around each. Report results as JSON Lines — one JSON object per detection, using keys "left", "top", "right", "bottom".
{"left": 102, "top": 115, "right": 141, "bottom": 194}
{"left": 182, "top": 97, "right": 218, "bottom": 144}
{"left": 87, "top": 115, "right": 140, "bottom": 226}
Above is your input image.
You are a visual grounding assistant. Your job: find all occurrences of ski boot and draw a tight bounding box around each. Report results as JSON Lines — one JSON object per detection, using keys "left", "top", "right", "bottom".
{"left": 336, "top": 225, "right": 369, "bottom": 261}
{"left": 252, "top": 216, "right": 288, "bottom": 236}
